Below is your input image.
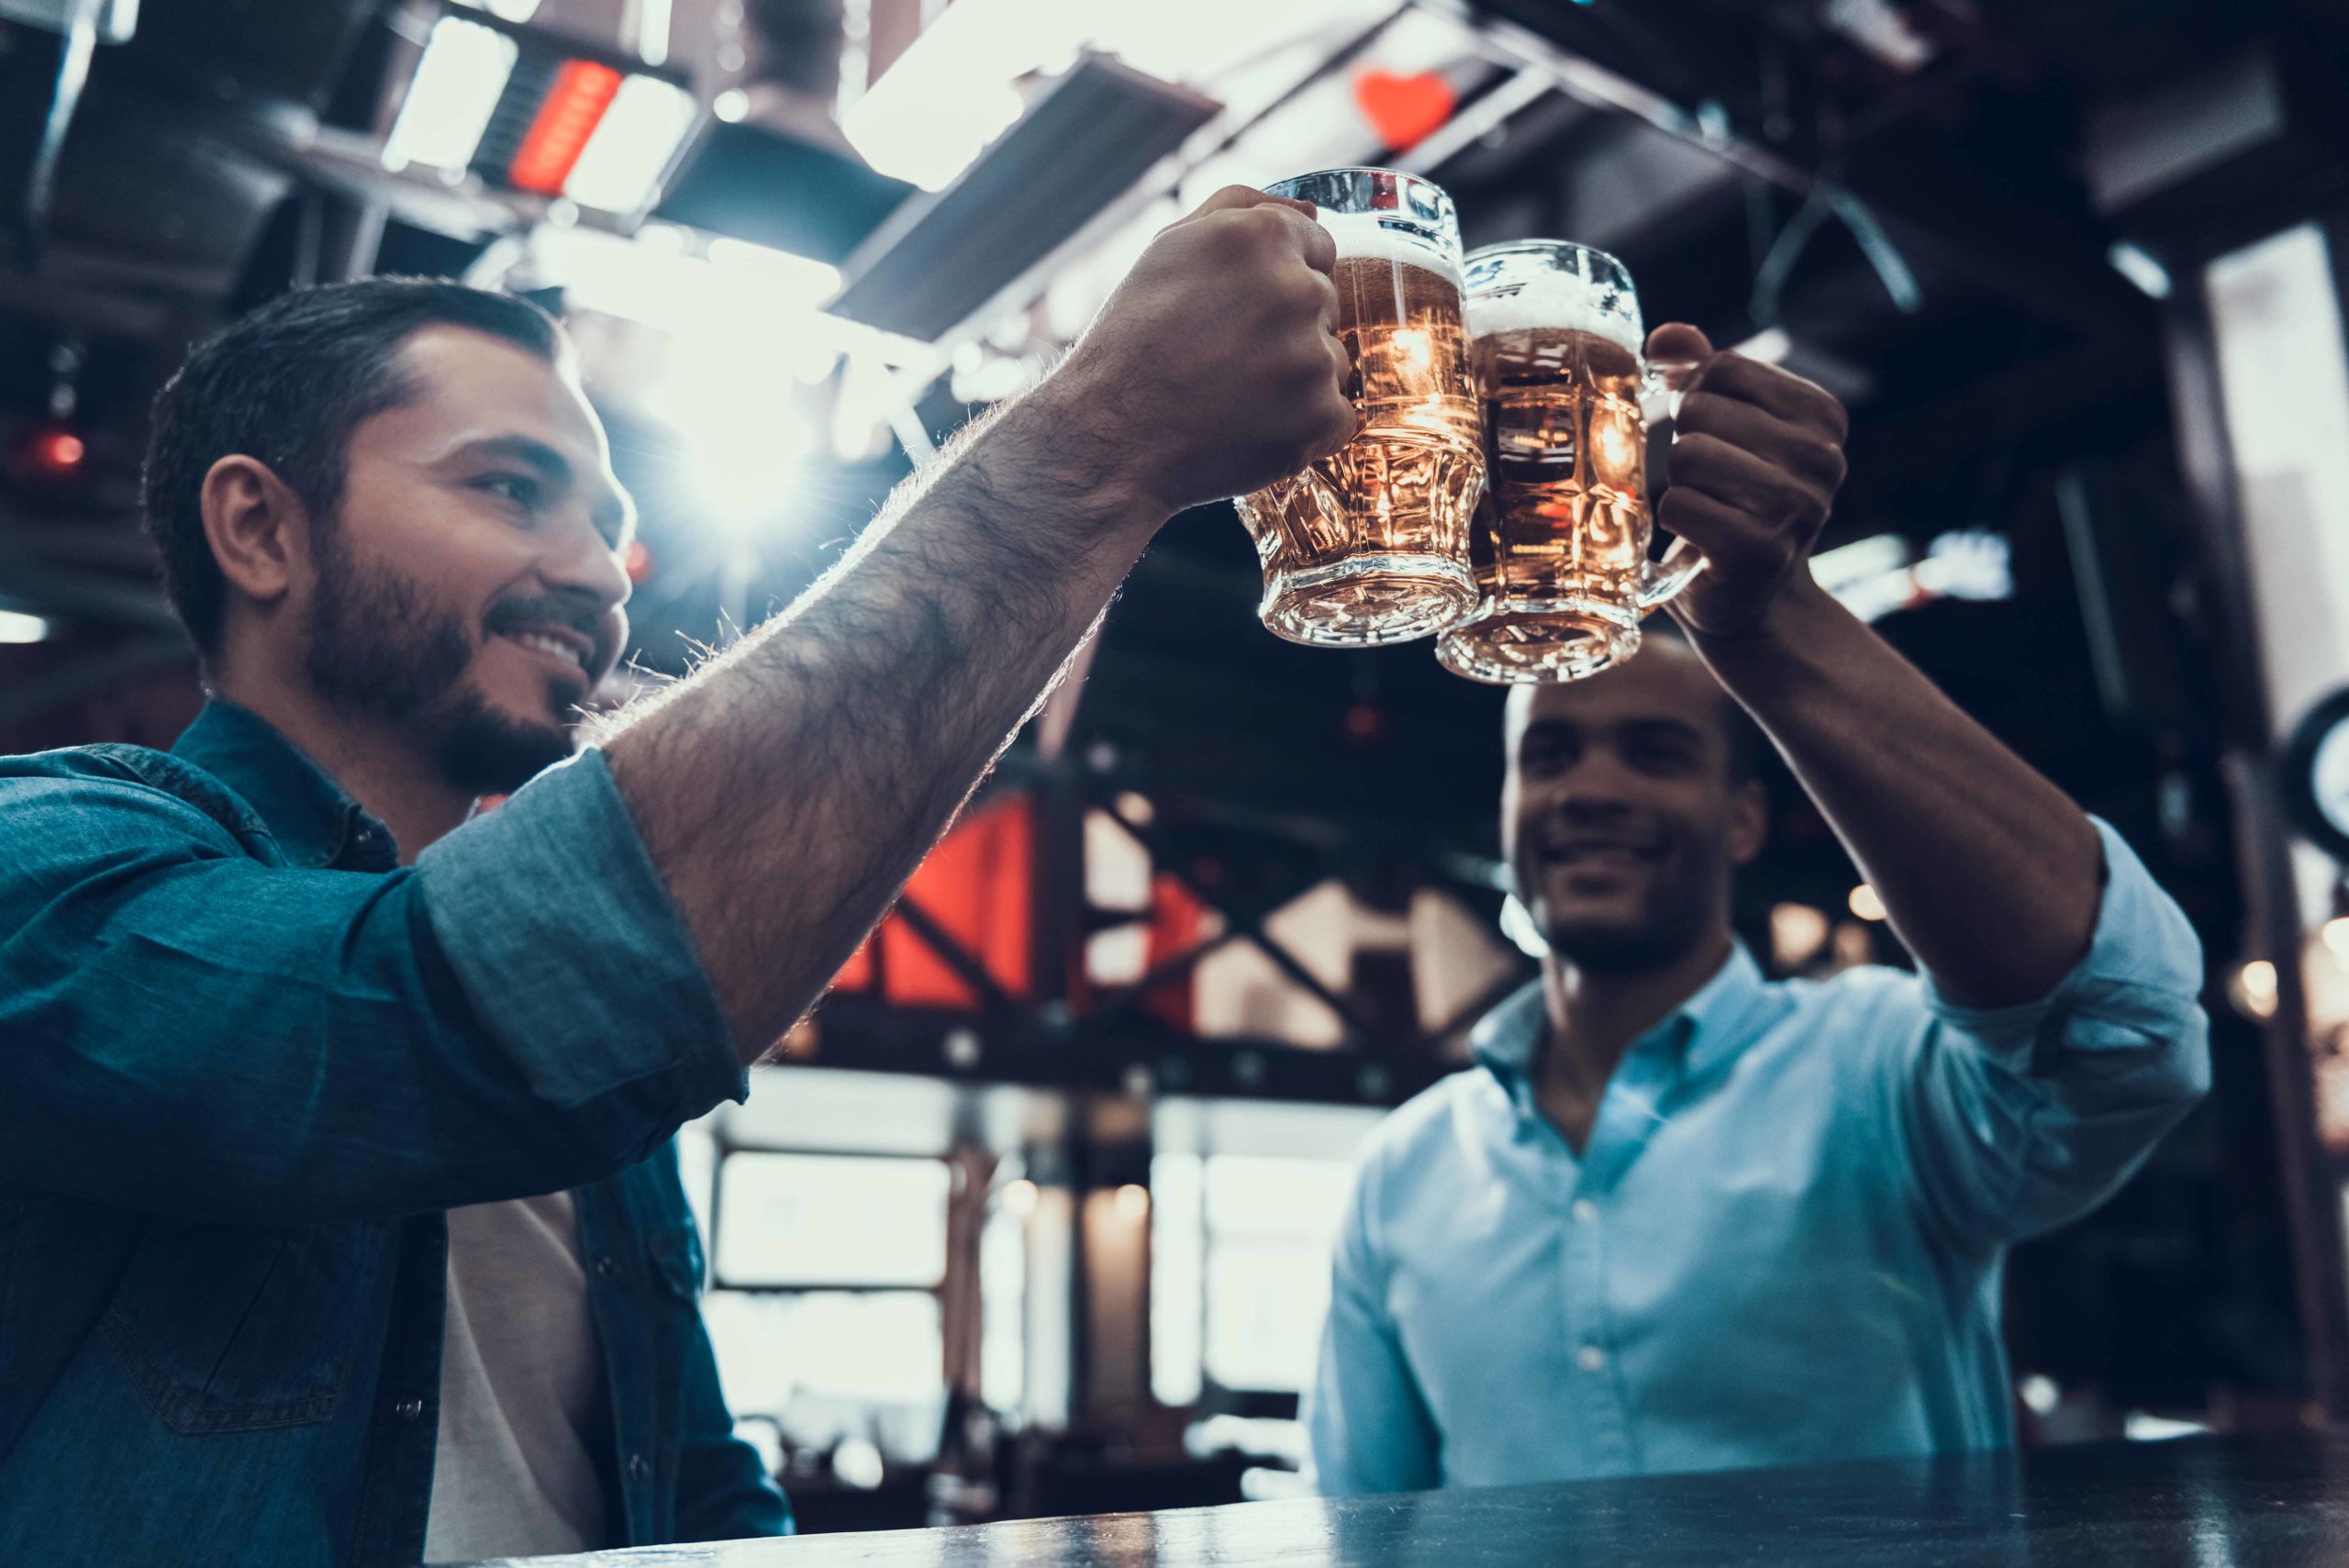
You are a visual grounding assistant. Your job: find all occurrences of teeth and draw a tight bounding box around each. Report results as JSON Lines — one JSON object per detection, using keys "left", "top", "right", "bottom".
{"left": 510, "top": 630, "right": 584, "bottom": 668}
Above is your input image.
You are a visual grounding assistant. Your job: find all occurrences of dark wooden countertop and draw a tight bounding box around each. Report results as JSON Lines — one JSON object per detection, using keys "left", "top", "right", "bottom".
{"left": 467, "top": 1432, "right": 2349, "bottom": 1566}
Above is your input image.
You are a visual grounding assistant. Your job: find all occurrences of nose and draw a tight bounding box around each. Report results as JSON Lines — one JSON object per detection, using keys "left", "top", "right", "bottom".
{"left": 542, "top": 513, "right": 633, "bottom": 615}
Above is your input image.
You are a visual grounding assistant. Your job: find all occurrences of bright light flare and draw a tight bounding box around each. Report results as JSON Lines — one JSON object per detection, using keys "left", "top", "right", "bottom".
{"left": 1770, "top": 902, "right": 1830, "bottom": 969}
{"left": 1847, "top": 884, "right": 1887, "bottom": 922}
{"left": 842, "top": 0, "right": 1091, "bottom": 190}
{"left": 2233, "top": 959, "right": 2279, "bottom": 1021}
{"left": 384, "top": 17, "right": 518, "bottom": 174}
{"left": 0, "top": 608, "right": 50, "bottom": 644}
{"left": 1001, "top": 1178, "right": 1039, "bottom": 1217}
{"left": 562, "top": 73, "right": 696, "bottom": 212}
{"left": 2324, "top": 917, "right": 2349, "bottom": 962}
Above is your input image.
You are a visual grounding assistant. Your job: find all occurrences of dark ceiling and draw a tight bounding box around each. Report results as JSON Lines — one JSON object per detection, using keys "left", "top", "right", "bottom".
{"left": 2, "top": 0, "right": 2343, "bottom": 892}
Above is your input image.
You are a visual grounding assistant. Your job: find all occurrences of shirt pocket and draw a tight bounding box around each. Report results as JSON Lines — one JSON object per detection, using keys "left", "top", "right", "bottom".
{"left": 100, "top": 1221, "right": 370, "bottom": 1433}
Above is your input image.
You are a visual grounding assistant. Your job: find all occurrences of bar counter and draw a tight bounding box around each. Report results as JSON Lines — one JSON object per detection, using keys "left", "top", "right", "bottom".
{"left": 468, "top": 1433, "right": 2349, "bottom": 1566}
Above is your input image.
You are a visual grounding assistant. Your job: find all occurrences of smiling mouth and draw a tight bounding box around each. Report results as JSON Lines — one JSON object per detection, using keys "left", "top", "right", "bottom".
{"left": 1539, "top": 838, "right": 1667, "bottom": 872}
{"left": 495, "top": 626, "right": 596, "bottom": 683}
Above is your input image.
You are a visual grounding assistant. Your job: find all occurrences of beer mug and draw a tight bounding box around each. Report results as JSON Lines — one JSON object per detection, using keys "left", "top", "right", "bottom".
{"left": 1434, "top": 240, "right": 1705, "bottom": 684}
{"left": 1234, "top": 169, "right": 1485, "bottom": 647}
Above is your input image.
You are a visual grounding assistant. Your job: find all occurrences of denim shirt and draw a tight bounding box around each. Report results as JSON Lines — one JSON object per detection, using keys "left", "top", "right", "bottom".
{"left": 0, "top": 701, "right": 787, "bottom": 1564}
{"left": 1308, "top": 819, "right": 2211, "bottom": 1496}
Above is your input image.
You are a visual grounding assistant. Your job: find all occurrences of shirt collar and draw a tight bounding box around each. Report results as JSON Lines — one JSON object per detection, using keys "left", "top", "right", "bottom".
{"left": 1472, "top": 940, "right": 1771, "bottom": 1089}
{"left": 171, "top": 700, "right": 395, "bottom": 870}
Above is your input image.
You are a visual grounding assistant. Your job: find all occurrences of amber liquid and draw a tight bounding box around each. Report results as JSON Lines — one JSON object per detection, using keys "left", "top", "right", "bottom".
{"left": 1235, "top": 255, "right": 1483, "bottom": 645}
{"left": 1471, "top": 327, "right": 1649, "bottom": 603}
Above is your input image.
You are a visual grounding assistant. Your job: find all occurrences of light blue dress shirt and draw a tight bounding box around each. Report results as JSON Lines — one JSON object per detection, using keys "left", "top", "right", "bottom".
{"left": 1308, "top": 818, "right": 2210, "bottom": 1495}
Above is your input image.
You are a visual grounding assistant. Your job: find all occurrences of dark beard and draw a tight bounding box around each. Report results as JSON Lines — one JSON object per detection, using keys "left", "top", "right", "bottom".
{"left": 303, "top": 536, "right": 574, "bottom": 795}
{"left": 1520, "top": 846, "right": 1721, "bottom": 978}
{"left": 1539, "top": 917, "right": 1702, "bottom": 977}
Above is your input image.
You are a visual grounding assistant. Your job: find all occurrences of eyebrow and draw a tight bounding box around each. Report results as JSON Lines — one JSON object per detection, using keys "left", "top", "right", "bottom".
{"left": 448, "top": 433, "right": 635, "bottom": 544}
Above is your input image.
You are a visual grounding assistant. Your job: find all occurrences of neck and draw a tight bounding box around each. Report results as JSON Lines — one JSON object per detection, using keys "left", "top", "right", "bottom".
{"left": 211, "top": 661, "right": 473, "bottom": 862}
{"left": 1535, "top": 929, "right": 1734, "bottom": 1107}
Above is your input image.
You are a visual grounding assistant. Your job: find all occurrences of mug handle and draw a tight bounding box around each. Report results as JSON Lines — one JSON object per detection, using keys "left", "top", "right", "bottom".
{"left": 1633, "top": 357, "right": 1708, "bottom": 612}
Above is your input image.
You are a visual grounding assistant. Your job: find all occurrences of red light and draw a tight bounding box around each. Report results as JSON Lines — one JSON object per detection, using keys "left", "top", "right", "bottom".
{"left": 34, "top": 429, "right": 84, "bottom": 471}
{"left": 508, "top": 60, "right": 624, "bottom": 195}
{"left": 1353, "top": 69, "right": 1457, "bottom": 150}
{"left": 622, "top": 539, "right": 653, "bottom": 582}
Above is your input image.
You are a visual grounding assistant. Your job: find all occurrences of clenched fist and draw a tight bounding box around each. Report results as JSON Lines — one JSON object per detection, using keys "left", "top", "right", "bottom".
{"left": 1050, "top": 186, "right": 1357, "bottom": 517}
{"left": 1649, "top": 323, "right": 1850, "bottom": 639}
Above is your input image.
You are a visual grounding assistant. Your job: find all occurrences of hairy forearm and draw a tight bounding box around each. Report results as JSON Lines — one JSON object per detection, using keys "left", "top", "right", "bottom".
{"left": 1685, "top": 583, "right": 2102, "bottom": 1006}
{"left": 596, "top": 383, "right": 1155, "bottom": 1059}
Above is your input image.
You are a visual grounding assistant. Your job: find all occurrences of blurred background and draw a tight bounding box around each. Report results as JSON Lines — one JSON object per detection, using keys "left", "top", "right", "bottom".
{"left": 6, "top": 0, "right": 2349, "bottom": 1532}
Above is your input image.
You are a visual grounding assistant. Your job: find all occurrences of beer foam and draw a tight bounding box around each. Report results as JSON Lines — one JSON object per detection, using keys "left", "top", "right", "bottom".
{"left": 1319, "top": 211, "right": 1464, "bottom": 287}
{"left": 1464, "top": 269, "right": 1643, "bottom": 355}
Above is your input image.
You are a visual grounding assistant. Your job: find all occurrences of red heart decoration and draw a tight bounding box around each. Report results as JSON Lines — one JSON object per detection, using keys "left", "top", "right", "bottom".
{"left": 1353, "top": 69, "right": 1456, "bottom": 150}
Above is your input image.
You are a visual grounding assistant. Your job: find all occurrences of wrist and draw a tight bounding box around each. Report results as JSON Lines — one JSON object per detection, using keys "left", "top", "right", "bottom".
{"left": 986, "top": 363, "right": 1172, "bottom": 531}
{"left": 1683, "top": 574, "right": 1840, "bottom": 664}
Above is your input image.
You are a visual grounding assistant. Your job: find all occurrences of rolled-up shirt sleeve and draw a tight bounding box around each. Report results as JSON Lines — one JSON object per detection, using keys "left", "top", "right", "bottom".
{"left": 417, "top": 749, "right": 742, "bottom": 1116}
{"left": 1888, "top": 817, "right": 2211, "bottom": 1249}
{"left": 0, "top": 749, "right": 743, "bottom": 1226}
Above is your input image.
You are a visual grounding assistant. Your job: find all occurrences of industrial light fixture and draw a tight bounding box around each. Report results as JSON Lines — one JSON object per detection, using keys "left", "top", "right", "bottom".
{"left": 830, "top": 53, "right": 1219, "bottom": 342}
{"left": 0, "top": 0, "right": 137, "bottom": 42}
{"left": 0, "top": 608, "right": 50, "bottom": 644}
{"left": 383, "top": 6, "right": 697, "bottom": 217}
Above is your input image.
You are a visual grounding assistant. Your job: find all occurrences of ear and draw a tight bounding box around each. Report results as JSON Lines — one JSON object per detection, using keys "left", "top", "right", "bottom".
{"left": 200, "top": 455, "right": 311, "bottom": 612}
{"left": 1726, "top": 776, "right": 1768, "bottom": 868}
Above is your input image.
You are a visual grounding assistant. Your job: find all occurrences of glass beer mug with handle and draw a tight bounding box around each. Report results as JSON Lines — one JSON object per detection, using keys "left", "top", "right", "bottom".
{"left": 1234, "top": 169, "right": 1485, "bottom": 647}
{"left": 1434, "top": 239, "right": 1706, "bottom": 684}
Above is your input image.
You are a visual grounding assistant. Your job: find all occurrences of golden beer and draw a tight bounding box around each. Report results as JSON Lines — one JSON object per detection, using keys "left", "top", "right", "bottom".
{"left": 1437, "top": 242, "right": 1702, "bottom": 684}
{"left": 1236, "top": 172, "right": 1482, "bottom": 647}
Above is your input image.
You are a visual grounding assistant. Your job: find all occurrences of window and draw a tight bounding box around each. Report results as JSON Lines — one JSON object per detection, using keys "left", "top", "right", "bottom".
{"left": 694, "top": 1148, "right": 953, "bottom": 1467}
{"left": 714, "top": 1151, "right": 950, "bottom": 1287}
{"left": 1152, "top": 1152, "right": 1355, "bottom": 1400}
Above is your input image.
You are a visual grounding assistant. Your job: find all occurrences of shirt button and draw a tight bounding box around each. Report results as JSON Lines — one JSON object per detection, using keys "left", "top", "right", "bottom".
{"left": 395, "top": 1398, "right": 425, "bottom": 1420}
{"left": 627, "top": 1452, "right": 650, "bottom": 1482}
{"left": 1577, "top": 1345, "right": 1609, "bottom": 1373}
{"left": 1571, "top": 1199, "right": 1598, "bottom": 1224}
{"left": 596, "top": 1255, "right": 620, "bottom": 1280}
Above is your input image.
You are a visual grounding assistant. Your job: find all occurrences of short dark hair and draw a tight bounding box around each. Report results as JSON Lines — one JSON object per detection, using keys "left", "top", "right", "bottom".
{"left": 142, "top": 278, "right": 567, "bottom": 651}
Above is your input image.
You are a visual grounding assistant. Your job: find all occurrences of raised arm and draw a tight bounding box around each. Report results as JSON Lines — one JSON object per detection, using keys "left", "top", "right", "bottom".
{"left": 1646, "top": 324, "right": 2099, "bottom": 1007}
{"left": 1644, "top": 323, "right": 2206, "bottom": 1243}
{"left": 0, "top": 190, "right": 1350, "bottom": 1227}
{"left": 594, "top": 187, "right": 1352, "bottom": 1058}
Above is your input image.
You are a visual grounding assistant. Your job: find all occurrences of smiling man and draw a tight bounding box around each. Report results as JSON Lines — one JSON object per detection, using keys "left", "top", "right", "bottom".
{"left": 1307, "top": 328, "right": 2211, "bottom": 1493}
{"left": 1, "top": 183, "right": 1357, "bottom": 1567}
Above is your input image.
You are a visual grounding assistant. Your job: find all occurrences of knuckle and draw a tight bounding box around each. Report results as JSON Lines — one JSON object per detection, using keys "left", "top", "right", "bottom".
{"left": 1671, "top": 430, "right": 1730, "bottom": 470}
{"left": 1701, "top": 355, "right": 1759, "bottom": 395}
{"left": 1675, "top": 390, "right": 1727, "bottom": 432}
{"left": 1198, "top": 210, "right": 1270, "bottom": 259}
{"left": 1273, "top": 267, "right": 1327, "bottom": 314}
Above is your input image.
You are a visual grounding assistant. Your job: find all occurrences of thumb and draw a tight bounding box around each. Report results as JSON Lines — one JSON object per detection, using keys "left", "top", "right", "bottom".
{"left": 1645, "top": 323, "right": 1714, "bottom": 364}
